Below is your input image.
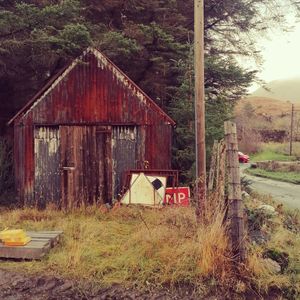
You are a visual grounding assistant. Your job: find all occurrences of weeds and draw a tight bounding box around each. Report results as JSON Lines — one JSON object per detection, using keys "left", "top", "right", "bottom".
{"left": 0, "top": 203, "right": 232, "bottom": 293}
{"left": 0, "top": 192, "right": 299, "bottom": 298}
{"left": 244, "top": 194, "right": 300, "bottom": 298}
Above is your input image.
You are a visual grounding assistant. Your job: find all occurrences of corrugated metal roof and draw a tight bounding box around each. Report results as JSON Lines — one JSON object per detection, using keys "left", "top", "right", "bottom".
{"left": 8, "top": 47, "right": 175, "bottom": 126}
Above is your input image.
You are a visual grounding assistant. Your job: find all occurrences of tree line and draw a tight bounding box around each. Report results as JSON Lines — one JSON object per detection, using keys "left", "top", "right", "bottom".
{"left": 0, "top": 0, "right": 299, "bottom": 186}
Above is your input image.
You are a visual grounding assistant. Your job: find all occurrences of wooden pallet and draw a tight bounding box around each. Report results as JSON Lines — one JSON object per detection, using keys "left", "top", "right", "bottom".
{"left": 0, "top": 231, "right": 63, "bottom": 260}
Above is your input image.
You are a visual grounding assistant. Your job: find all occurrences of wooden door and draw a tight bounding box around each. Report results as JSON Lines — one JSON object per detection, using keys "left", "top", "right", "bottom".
{"left": 34, "top": 126, "right": 61, "bottom": 208}
{"left": 96, "top": 127, "right": 112, "bottom": 204}
{"left": 60, "top": 126, "right": 111, "bottom": 209}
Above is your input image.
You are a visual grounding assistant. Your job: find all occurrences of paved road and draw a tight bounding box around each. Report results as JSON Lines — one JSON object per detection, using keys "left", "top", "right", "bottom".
{"left": 240, "top": 164, "right": 300, "bottom": 210}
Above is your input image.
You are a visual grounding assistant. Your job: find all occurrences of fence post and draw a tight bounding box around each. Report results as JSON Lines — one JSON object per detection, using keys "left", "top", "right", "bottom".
{"left": 208, "top": 140, "right": 218, "bottom": 191}
{"left": 224, "top": 121, "right": 246, "bottom": 262}
{"left": 216, "top": 139, "right": 226, "bottom": 200}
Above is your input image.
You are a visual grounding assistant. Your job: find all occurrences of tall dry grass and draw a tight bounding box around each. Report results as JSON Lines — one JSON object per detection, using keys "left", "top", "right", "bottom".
{"left": 0, "top": 200, "right": 232, "bottom": 290}
{"left": 1, "top": 193, "right": 299, "bottom": 297}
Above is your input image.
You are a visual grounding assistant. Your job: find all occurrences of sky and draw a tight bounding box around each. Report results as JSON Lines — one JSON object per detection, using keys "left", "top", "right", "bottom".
{"left": 248, "top": 16, "right": 300, "bottom": 92}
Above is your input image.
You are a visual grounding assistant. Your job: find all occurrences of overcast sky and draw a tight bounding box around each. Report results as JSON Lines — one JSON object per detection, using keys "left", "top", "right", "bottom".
{"left": 249, "top": 16, "right": 300, "bottom": 92}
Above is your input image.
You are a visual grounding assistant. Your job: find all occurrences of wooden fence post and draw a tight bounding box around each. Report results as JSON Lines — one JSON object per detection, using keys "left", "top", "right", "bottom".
{"left": 224, "top": 121, "right": 246, "bottom": 262}
{"left": 208, "top": 140, "right": 218, "bottom": 191}
{"left": 216, "top": 139, "right": 226, "bottom": 201}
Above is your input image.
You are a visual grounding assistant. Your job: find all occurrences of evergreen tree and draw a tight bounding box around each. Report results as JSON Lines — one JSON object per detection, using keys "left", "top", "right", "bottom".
{"left": 0, "top": 0, "right": 90, "bottom": 131}
{"left": 0, "top": 0, "right": 299, "bottom": 184}
{"left": 170, "top": 50, "right": 256, "bottom": 183}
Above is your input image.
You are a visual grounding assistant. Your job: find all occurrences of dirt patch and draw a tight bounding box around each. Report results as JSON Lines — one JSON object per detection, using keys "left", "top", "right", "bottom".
{"left": 0, "top": 269, "right": 202, "bottom": 300}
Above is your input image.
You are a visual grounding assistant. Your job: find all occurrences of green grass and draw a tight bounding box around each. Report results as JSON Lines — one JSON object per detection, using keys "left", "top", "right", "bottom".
{"left": 246, "top": 168, "right": 300, "bottom": 184}
{"left": 250, "top": 150, "right": 295, "bottom": 162}
{"left": 250, "top": 142, "right": 300, "bottom": 162}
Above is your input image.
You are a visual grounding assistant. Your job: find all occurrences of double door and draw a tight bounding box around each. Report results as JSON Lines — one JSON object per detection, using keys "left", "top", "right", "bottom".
{"left": 34, "top": 125, "right": 138, "bottom": 208}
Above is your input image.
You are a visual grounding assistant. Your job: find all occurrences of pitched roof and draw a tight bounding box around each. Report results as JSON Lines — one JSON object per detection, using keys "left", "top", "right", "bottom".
{"left": 8, "top": 47, "right": 175, "bottom": 126}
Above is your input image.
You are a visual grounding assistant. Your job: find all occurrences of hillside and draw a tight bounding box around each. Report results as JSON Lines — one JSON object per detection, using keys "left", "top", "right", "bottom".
{"left": 236, "top": 96, "right": 299, "bottom": 117}
{"left": 252, "top": 78, "right": 300, "bottom": 102}
{"left": 235, "top": 97, "right": 300, "bottom": 142}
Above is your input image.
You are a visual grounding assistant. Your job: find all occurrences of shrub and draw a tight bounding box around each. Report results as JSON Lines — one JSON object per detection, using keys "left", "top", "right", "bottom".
{"left": 0, "top": 137, "right": 15, "bottom": 205}
{"left": 241, "top": 176, "right": 252, "bottom": 194}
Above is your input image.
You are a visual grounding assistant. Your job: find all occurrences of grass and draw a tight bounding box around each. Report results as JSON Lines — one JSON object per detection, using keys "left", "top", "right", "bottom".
{"left": 248, "top": 143, "right": 300, "bottom": 184}
{"left": 251, "top": 149, "right": 295, "bottom": 162}
{"left": 246, "top": 168, "right": 300, "bottom": 184}
{"left": 243, "top": 194, "right": 300, "bottom": 298}
{"left": 0, "top": 204, "right": 232, "bottom": 294}
{"left": 250, "top": 142, "right": 300, "bottom": 162}
{"left": 0, "top": 194, "right": 299, "bottom": 298}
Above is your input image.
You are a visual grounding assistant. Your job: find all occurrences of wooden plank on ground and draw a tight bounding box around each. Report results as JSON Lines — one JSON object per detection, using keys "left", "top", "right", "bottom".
{"left": 0, "top": 240, "right": 50, "bottom": 260}
{"left": 0, "top": 231, "right": 63, "bottom": 260}
{"left": 27, "top": 231, "right": 63, "bottom": 247}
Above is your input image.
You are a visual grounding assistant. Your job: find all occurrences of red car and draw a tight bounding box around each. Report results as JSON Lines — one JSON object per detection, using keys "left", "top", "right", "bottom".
{"left": 238, "top": 151, "right": 249, "bottom": 163}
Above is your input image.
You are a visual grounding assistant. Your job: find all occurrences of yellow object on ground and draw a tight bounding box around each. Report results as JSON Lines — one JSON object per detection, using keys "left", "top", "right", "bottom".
{"left": 0, "top": 229, "right": 31, "bottom": 246}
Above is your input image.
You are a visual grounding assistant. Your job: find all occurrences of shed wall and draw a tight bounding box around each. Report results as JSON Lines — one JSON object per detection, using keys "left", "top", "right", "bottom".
{"left": 13, "top": 50, "right": 173, "bottom": 206}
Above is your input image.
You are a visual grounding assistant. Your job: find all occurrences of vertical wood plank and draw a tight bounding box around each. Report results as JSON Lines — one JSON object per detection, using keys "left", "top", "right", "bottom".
{"left": 216, "top": 139, "right": 226, "bottom": 200}
{"left": 208, "top": 140, "right": 218, "bottom": 191}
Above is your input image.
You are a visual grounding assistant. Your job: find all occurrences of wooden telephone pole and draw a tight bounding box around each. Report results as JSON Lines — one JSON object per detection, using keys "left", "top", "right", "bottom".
{"left": 194, "top": 0, "right": 206, "bottom": 218}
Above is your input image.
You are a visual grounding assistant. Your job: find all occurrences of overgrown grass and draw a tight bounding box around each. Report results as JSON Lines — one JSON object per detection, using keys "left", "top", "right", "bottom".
{"left": 268, "top": 142, "right": 300, "bottom": 158}
{"left": 250, "top": 142, "right": 300, "bottom": 162}
{"left": 0, "top": 194, "right": 299, "bottom": 298}
{"left": 244, "top": 194, "right": 300, "bottom": 298}
{"left": 0, "top": 205, "right": 232, "bottom": 294}
{"left": 251, "top": 150, "right": 295, "bottom": 162}
{"left": 246, "top": 168, "right": 300, "bottom": 184}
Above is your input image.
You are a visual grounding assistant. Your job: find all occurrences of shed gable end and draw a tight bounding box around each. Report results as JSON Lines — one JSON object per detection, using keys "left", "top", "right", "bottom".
{"left": 9, "top": 47, "right": 174, "bottom": 126}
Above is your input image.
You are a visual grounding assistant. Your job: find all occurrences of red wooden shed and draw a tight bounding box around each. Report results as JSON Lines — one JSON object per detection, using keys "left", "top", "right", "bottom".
{"left": 8, "top": 47, "right": 175, "bottom": 209}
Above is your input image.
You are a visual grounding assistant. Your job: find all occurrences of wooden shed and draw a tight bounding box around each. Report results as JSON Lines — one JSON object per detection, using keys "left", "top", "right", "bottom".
{"left": 8, "top": 47, "right": 175, "bottom": 208}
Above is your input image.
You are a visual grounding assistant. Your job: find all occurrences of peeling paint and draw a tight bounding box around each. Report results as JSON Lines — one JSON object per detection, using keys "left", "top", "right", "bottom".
{"left": 12, "top": 48, "right": 173, "bottom": 207}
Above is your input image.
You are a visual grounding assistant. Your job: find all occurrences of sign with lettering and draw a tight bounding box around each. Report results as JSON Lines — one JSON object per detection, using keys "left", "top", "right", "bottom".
{"left": 163, "top": 187, "right": 190, "bottom": 206}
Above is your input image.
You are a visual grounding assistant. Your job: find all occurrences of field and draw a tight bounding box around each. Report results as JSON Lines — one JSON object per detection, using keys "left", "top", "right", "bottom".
{"left": 250, "top": 149, "right": 295, "bottom": 162}
{"left": 235, "top": 97, "right": 300, "bottom": 136}
{"left": 246, "top": 168, "right": 300, "bottom": 184}
{"left": 246, "top": 142, "right": 300, "bottom": 184}
{"left": 250, "top": 142, "right": 300, "bottom": 162}
{"left": 0, "top": 198, "right": 300, "bottom": 298}
{"left": 0, "top": 205, "right": 231, "bottom": 295}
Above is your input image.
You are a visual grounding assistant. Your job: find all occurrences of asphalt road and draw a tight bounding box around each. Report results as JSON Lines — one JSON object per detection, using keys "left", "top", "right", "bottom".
{"left": 240, "top": 164, "right": 300, "bottom": 210}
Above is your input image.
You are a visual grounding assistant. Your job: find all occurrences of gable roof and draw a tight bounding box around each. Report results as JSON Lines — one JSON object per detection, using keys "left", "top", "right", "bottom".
{"left": 8, "top": 47, "right": 175, "bottom": 126}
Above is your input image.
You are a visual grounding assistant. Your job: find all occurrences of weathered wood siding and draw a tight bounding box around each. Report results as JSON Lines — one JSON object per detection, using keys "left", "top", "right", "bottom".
{"left": 12, "top": 48, "right": 174, "bottom": 206}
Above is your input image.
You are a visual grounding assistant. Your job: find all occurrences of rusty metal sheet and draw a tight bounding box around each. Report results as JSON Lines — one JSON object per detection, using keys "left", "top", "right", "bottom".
{"left": 9, "top": 48, "right": 174, "bottom": 127}
{"left": 34, "top": 126, "right": 60, "bottom": 208}
{"left": 112, "top": 126, "right": 138, "bottom": 199}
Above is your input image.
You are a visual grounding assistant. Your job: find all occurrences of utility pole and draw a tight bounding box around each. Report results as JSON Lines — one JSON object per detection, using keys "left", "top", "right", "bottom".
{"left": 194, "top": 0, "right": 206, "bottom": 219}
{"left": 290, "top": 104, "right": 294, "bottom": 156}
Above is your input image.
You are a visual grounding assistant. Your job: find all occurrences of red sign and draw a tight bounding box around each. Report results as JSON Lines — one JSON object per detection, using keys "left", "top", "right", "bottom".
{"left": 163, "top": 187, "right": 190, "bottom": 206}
